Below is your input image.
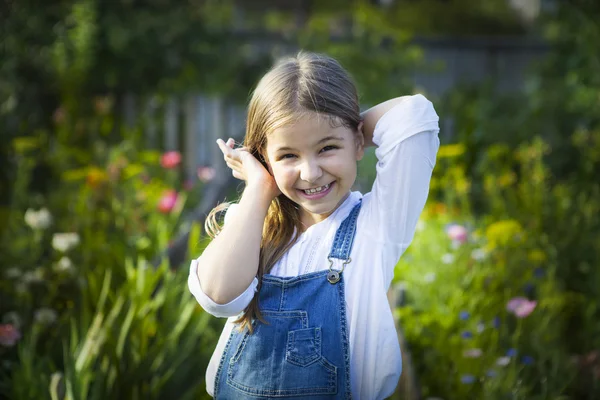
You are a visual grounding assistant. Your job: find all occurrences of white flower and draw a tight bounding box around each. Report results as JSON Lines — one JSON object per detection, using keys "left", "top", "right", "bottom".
{"left": 471, "top": 248, "right": 487, "bottom": 261}
{"left": 24, "top": 208, "right": 52, "bottom": 230}
{"left": 441, "top": 253, "right": 455, "bottom": 264}
{"left": 463, "top": 348, "right": 483, "bottom": 358}
{"left": 424, "top": 272, "right": 436, "bottom": 283}
{"left": 496, "top": 356, "right": 511, "bottom": 366}
{"left": 4, "top": 267, "right": 22, "bottom": 279}
{"left": 52, "top": 233, "right": 80, "bottom": 252}
{"left": 416, "top": 220, "right": 426, "bottom": 232}
{"left": 34, "top": 308, "right": 58, "bottom": 325}
{"left": 53, "top": 257, "right": 74, "bottom": 274}
{"left": 22, "top": 268, "right": 44, "bottom": 284}
{"left": 476, "top": 323, "right": 486, "bottom": 333}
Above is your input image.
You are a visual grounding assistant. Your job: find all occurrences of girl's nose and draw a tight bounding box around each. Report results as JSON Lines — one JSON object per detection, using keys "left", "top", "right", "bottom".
{"left": 299, "top": 160, "right": 322, "bottom": 183}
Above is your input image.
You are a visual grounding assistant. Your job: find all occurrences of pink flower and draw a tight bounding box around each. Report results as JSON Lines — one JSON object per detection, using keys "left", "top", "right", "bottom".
{"left": 0, "top": 324, "right": 21, "bottom": 347}
{"left": 158, "top": 190, "right": 178, "bottom": 213}
{"left": 197, "top": 166, "right": 216, "bottom": 183}
{"left": 446, "top": 224, "right": 468, "bottom": 244}
{"left": 506, "top": 297, "right": 537, "bottom": 318}
{"left": 160, "top": 151, "right": 182, "bottom": 169}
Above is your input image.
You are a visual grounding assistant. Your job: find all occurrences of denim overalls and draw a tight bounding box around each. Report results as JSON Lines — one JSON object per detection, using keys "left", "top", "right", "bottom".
{"left": 214, "top": 201, "right": 362, "bottom": 399}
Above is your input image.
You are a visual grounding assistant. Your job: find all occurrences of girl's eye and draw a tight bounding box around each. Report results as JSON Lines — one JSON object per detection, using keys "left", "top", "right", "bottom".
{"left": 280, "top": 154, "right": 296, "bottom": 160}
{"left": 320, "top": 145, "right": 338, "bottom": 153}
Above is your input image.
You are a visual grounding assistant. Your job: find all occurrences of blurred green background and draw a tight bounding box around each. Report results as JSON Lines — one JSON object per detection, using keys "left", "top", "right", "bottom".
{"left": 1, "top": 0, "right": 599, "bottom": 399}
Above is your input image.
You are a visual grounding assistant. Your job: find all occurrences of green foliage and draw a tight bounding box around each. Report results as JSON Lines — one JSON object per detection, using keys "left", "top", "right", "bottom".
{"left": 0, "top": 125, "right": 217, "bottom": 399}
{"left": 397, "top": 137, "right": 600, "bottom": 399}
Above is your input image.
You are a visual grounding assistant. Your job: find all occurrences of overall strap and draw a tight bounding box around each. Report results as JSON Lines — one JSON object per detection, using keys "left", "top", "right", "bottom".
{"left": 328, "top": 199, "right": 362, "bottom": 261}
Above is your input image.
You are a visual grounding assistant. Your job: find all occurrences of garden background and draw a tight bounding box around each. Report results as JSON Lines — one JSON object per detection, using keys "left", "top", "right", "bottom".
{"left": 1, "top": 0, "right": 599, "bottom": 399}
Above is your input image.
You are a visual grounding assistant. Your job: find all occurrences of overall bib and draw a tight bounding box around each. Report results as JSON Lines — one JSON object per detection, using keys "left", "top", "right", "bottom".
{"left": 214, "top": 201, "right": 361, "bottom": 399}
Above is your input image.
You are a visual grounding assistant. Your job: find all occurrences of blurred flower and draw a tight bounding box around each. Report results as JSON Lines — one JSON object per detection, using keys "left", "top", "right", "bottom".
{"left": 507, "top": 297, "right": 537, "bottom": 318}
{"left": 459, "top": 311, "right": 470, "bottom": 320}
{"left": 441, "top": 253, "right": 455, "bottom": 264}
{"left": 477, "top": 322, "right": 486, "bottom": 333}
{"left": 24, "top": 208, "right": 52, "bottom": 230}
{"left": 2, "top": 312, "right": 22, "bottom": 329}
{"left": 471, "top": 248, "right": 487, "bottom": 261}
{"left": 496, "top": 356, "right": 511, "bottom": 366}
{"left": 432, "top": 202, "right": 447, "bottom": 215}
{"left": 522, "top": 355, "right": 535, "bottom": 365}
{"left": 506, "top": 348, "right": 518, "bottom": 357}
{"left": 492, "top": 316, "right": 501, "bottom": 329}
{"left": 52, "top": 233, "right": 80, "bottom": 253}
{"left": 533, "top": 267, "right": 545, "bottom": 279}
{"left": 485, "top": 220, "right": 523, "bottom": 249}
{"left": 197, "top": 166, "right": 216, "bottom": 183}
{"left": 34, "top": 308, "right": 58, "bottom": 325}
{"left": 416, "top": 220, "right": 426, "bottom": 232}
{"left": 158, "top": 190, "right": 178, "bottom": 213}
{"left": 446, "top": 224, "right": 468, "bottom": 244}
{"left": 438, "top": 144, "right": 465, "bottom": 158}
{"left": 107, "top": 157, "right": 128, "bottom": 182}
{"left": 486, "top": 369, "right": 497, "bottom": 378}
{"left": 53, "top": 107, "right": 66, "bottom": 124}
{"left": 86, "top": 167, "right": 108, "bottom": 188}
{"left": 0, "top": 324, "right": 21, "bottom": 347}
{"left": 160, "top": 151, "right": 182, "bottom": 169}
{"left": 527, "top": 249, "right": 547, "bottom": 263}
{"left": 93, "top": 96, "right": 112, "bottom": 115}
{"left": 460, "top": 374, "right": 476, "bottom": 384}
{"left": 461, "top": 331, "right": 473, "bottom": 339}
{"left": 424, "top": 272, "right": 436, "bottom": 283}
{"left": 463, "top": 348, "right": 483, "bottom": 358}
{"left": 22, "top": 268, "right": 44, "bottom": 284}
{"left": 4, "top": 267, "right": 22, "bottom": 279}
{"left": 53, "top": 257, "right": 75, "bottom": 274}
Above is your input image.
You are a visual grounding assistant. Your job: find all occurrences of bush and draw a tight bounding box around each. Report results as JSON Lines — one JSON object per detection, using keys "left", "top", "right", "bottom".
{"left": 0, "top": 130, "right": 218, "bottom": 399}
{"left": 396, "top": 136, "right": 600, "bottom": 399}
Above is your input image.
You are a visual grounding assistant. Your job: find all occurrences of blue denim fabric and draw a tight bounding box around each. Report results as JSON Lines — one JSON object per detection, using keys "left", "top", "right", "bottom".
{"left": 214, "top": 201, "right": 362, "bottom": 399}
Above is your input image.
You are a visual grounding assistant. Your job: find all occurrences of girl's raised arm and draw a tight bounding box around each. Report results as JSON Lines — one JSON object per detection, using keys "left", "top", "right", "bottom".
{"left": 359, "top": 94, "right": 440, "bottom": 285}
{"left": 193, "top": 139, "right": 279, "bottom": 306}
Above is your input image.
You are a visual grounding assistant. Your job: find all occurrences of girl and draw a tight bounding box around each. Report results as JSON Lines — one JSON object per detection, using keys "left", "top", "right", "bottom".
{"left": 188, "top": 51, "right": 439, "bottom": 399}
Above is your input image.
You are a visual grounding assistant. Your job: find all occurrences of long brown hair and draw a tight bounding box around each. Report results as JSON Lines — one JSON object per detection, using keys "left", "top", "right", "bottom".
{"left": 205, "top": 51, "right": 361, "bottom": 333}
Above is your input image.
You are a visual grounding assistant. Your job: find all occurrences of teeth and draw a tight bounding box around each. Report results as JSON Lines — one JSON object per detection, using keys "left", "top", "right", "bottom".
{"left": 304, "top": 183, "right": 330, "bottom": 194}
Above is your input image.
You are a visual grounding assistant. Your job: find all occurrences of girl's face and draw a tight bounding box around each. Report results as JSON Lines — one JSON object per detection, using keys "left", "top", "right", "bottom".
{"left": 264, "top": 113, "right": 364, "bottom": 228}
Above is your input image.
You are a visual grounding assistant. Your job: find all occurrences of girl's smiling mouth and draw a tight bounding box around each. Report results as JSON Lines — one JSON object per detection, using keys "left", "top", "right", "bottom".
{"left": 297, "top": 182, "right": 335, "bottom": 199}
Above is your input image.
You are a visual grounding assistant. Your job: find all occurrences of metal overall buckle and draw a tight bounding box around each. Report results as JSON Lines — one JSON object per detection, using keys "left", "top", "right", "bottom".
{"left": 327, "top": 256, "right": 351, "bottom": 284}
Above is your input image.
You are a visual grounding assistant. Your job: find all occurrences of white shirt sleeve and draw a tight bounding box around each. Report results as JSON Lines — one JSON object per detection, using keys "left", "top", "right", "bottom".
{"left": 361, "top": 94, "right": 440, "bottom": 284}
{"left": 187, "top": 204, "right": 259, "bottom": 318}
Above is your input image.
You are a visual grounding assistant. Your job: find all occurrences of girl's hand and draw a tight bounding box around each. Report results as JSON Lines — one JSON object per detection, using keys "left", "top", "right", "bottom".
{"left": 216, "top": 138, "right": 281, "bottom": 199}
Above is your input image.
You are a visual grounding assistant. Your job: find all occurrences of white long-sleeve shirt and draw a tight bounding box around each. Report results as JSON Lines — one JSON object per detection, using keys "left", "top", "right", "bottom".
{"left": 189, "top": 94, "right": 440, "bottom": 399}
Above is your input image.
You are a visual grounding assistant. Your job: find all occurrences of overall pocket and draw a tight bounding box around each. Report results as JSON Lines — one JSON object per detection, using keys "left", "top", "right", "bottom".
{"left": 226, "top": 311, "right": 337, "bottom": 397}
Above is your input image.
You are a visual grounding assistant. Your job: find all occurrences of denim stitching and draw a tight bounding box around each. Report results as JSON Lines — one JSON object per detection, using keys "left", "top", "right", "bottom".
{"left": 285, "top": 327, "right": 321, "bottom": 367}
{"left": 339, "top": 277, "right": 353, "bottom": 399}
{"left": 329, "top": 200, "right": 361, "bottom": 260}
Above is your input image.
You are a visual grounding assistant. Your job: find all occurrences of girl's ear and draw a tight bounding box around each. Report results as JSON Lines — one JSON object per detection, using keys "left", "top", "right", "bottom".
{"left": 355, "top": 121, "right": 365, "bottom": 161}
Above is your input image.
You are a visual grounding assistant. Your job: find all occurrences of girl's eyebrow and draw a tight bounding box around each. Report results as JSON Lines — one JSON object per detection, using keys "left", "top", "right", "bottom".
{"left": 275, "top": 135, "right": 344, "bottom": 152}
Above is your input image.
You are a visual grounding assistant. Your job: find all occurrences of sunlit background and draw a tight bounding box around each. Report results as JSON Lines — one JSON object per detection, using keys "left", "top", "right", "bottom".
{"left": 1, "top": 0, "right": 599, "bottom": 399}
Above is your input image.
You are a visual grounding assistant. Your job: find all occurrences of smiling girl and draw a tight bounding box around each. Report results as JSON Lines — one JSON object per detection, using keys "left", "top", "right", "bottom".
{"left": 188, "top": 51, "right": 440, "bottom": 399}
